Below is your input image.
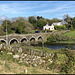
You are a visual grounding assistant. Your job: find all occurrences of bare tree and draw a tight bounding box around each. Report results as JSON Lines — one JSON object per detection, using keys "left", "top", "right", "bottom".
{"left": 63, "top": 14, "right": 71, "bottom": 22}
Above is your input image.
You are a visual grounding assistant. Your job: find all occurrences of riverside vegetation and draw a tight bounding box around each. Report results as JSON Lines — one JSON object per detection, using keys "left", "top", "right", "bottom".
{"left": 46, "top": 30, "right": 75, "bottom": 44}
{"left": 0, "top": 43, "right": 75, "bottom": 74}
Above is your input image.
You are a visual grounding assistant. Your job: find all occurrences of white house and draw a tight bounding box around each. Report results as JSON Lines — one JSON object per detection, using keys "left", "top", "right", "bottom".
{"left": 52, "top": 22, "right": 62, "bottom": 26}
{"left": 52, "top": 21, "right": 68, "bottom": 26}
{"left": 43, "top": 23, "right": 54, "bottom": 30}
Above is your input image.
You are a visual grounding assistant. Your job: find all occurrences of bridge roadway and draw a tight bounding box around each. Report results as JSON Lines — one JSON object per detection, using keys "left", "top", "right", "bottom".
{"left": 0, "top": 33, "right": 51, "bottom": 45}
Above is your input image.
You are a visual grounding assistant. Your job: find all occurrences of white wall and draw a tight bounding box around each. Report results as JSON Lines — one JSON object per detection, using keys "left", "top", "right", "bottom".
{"left": 43, "top": 25, "right": 54, "bottom": 30}
{"left": 57, "top": 22, "right": 62, "bottom": 26}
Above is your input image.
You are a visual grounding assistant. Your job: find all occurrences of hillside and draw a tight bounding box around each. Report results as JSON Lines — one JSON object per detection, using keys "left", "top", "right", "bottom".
{"left": 0, "top": 49, "right": 57, "bottom": 74}
{"left": 0, "top": 45, "right": 75, "bottom": 74}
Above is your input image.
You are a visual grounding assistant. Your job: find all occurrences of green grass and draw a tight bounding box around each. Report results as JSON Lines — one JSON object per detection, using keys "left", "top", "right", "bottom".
{"left": 5, "top": 63, "right": 10, "bottom": 70}
{"left": 31, "top": 69, "right": 38, "bottom": 74}
{"left": 56, "top": 53, "right": 68, "bottom": 64}
{"left": 64, "top": 31, "right": 75, "bottom": 39}
{"left": 0, "top": 62, "right": 3, "bottom": 65}
{"left": 0, "top": 45, "right": 75, "bottom": 74}
{"left": 55, "top": 41, "right": 75, "bottom": 44}
{"left": 21, "top": 45, "right": 58, "bottom": 53}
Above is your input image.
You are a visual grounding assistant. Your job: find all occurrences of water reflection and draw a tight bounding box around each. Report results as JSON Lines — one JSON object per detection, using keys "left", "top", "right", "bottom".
{"left": 31, "top": 42, "right": 75, "bottom": 50}
{"left": 47, "top": 44, "right": 75, "bottom": 50}
{"left": 47, "top": 45, "right": 66, "bottom": 49}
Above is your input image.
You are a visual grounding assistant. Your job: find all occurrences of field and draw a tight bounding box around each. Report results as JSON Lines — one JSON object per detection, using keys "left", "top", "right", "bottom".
{"left": 64, "top": 31, "right": 75, "bottom": 39}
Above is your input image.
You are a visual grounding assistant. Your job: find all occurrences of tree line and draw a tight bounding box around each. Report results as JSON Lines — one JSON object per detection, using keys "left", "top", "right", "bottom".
{"left": 0, "top": 16, "right": 61, "bottom": 35}
{"left": 0, "top": 14, "right": 75, "bottom": 35}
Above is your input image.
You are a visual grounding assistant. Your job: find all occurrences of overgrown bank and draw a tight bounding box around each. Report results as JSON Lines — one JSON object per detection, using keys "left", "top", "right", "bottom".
{"left": 46, "top": 31, "right": 75, "bottom": 45}
{"left": 0, "top": 44, "right": 75, "bottom": 74}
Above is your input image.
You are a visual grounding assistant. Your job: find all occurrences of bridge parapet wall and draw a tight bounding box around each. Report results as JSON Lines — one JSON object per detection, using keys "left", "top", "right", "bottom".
{"left": 0, "top": 33, "right": 47, "bottom": 45}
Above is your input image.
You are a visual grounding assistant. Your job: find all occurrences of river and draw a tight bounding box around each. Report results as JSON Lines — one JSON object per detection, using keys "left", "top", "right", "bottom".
{"left": 47, "top": 45, "right": 66, "bottom": 49}
{"left": 36, "top": 42, "right": 75, "bottom": 50}
{"left": 46, "top": 44, "right": 75, "bottom": 50}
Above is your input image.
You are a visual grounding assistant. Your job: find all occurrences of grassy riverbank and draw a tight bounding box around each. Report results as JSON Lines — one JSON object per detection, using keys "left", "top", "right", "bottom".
{"left": 0, "top": 46, "right": 57, "bottom": 74}
{"left": 46, "top": 30, "right": 75, "bottom": 45}
{"left": 0, "top": 44, "right": 75, "bottom": 74}
{"left": 46, "top": 41, "right": 75, "bottom": 45}
{"left": 64, "top": 30, "right": 75, "bottom": 39}
{"left": 0, "top": 50, "right": 56, "bottom": 74}
{"left": 21, "top": 45, "right": 58, "bottom": 53}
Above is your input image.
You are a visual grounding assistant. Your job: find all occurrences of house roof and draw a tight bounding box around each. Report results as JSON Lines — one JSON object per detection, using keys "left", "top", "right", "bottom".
{"left": 52, "top": 21, "right": 68, "bottom": 25}
{"left": 44, "top": 23, "right": 52, "bottom": 26}
{"left": 61, "top": 21, "right": 68, "bottom": 24}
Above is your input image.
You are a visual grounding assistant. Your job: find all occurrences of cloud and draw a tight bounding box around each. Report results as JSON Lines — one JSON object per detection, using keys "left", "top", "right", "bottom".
{"left": 36, "top": 4, "right": 71, "bottom": 14}
{"left": 0, "top": 1, "right": 75, "bottom": 19}
{"left": 0, "top": 1, "right": 49, "bottom": 16}
{"left": 35, "top": 1, "right": 75, "bottom": 14}
{"left": 0, "top": 4, "right": 18, "bottom": 15}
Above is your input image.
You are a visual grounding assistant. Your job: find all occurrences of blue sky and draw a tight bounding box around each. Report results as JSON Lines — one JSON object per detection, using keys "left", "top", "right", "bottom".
{"left": 0, "top": 1, "right": 75, "bottom": 20}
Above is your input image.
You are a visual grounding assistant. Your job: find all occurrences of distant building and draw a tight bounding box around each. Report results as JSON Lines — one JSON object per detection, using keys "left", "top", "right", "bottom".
{"left": 52, "top": 20, "right": 68, "bottom": 26}
{"left": 43, "top": 23, "right": 54, "bottom": 30}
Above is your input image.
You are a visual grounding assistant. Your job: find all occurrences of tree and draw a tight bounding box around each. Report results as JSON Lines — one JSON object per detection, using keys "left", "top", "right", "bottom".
{"left": 37, "top": 16, "right": 44, "bottom": 21}
{"left": 37, "top": 19, "right": 47, "bottom": 29}
{"left": 52, "top": 18, "right": 61, "bottom": 23}
{"left": 17, "top": 20, "right": 34, "bottom": 34}
{"left": 17, "top": 22, "right": 24, "bottom": 34}
{"left": 2, "top": 20, "right": 12, "bottom": 34}
{"left": 23, "top": 21, "right": 34, "bottom": 33}
{"left": 11, "top": 16, "right": 34, "bottom": 34}
{"left": 71, "top": 17, "right": 75, "bottom": 29}
{"left": 63, "top": 14, "right": 72, "bottom": 23}
{"left": 70, "top": 26, "right": 74, "bottom": 31}
{"left": 11, "top": 21, "right": 18, "bottom": 32}
{"left": 63, "top": 14, "right": 72, "bottom": 29}
{"left": 46, "top": 19, "right": 54, "bottom": 25}
{"left": 0, "top": 26, "right": 4, "bottom": 35}
{"left": 11, "top": 17, "right": 27, "bottom": 22}
{"left": 28, "top": 16, "right": 37, "bottom": 27}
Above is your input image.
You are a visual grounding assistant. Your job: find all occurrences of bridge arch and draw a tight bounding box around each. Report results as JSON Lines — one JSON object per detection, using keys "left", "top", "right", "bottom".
{"left": 20, "top": 37, "right": 28, "bottom": 43}
{"left": 37, "top": 36, "right": 43, "bottom": 41}
{"left": 29, "top": 36, "right": 36, "bottom": 42}
{"left": 9, "top": 38, "right": 19, "bottom": 45}
{"left": 0, "top": 39, "right": 7, "bottom": 44}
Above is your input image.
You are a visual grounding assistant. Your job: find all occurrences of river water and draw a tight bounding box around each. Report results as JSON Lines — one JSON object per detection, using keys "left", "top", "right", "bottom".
{"left": 30, "top": 42, "right": 75, "bottom": 50}
{"left": 46, "top": 44, "right": 75, "bottom": 50}
{"left": 47, "top": 45, "right": 66, "bottom": 49}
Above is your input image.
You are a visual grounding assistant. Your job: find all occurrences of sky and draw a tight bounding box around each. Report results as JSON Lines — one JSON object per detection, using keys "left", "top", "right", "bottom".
{"left": 0, "top": 1, "right": 75, "bottom": 20}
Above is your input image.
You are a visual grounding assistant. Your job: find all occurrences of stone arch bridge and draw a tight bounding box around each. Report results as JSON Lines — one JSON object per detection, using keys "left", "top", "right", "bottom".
{"left": 0, "top": 33, "right": 49, "bottom": 45}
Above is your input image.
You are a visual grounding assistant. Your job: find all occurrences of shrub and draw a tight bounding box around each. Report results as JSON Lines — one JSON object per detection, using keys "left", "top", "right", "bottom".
{"left": 5, "top": 63, "right": 10, "bottom": 70}
{"left": 59, "top": 49, "right": 75, "bottom": 73}
{"left": 52, "top": 52, "right": 58, "bottom": 62}
{"left": 54, "top": 25, "right": 66, "bottom": 30}
{"left": 60, "top": 63, "right": 68, "bottom": 73}
{"left": 70, "top": 26, "right": 74, "bottom": 31}
{"left": 49, "top": 62, "right": 56, "bottom": 70}
{"left": 47, "top": 34, "right": 70, "bottom": 43}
